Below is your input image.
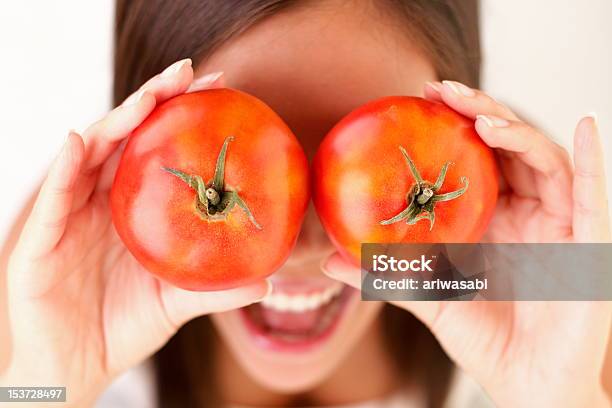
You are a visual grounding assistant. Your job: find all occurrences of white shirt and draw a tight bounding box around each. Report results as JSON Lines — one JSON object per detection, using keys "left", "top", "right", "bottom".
{"left": 95, "top": 359, "right": 494, "bottom": 408}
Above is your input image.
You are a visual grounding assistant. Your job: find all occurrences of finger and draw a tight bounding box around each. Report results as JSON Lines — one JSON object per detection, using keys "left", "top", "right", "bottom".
{"left": 17, "top": 132, "right": 85, "bottom": 259}
{"left": 475, "top": 114, "right": 573, "bottom": 219}
{"left": 103, "top": 266, "right": 271, "bottom": 375}
{"left": 495, "top": 150, "right": 538, "bottom": 198}
{"left": 160, "top": 279, "right": 272, "bottom": 330}
{"left": 439, "top": 80, "right": 519, "bottom": 121}
{"left": 94, "top": 70, "right": 226, "bottom": 194}
{"left": 134, "top": 58, "right": 194, "bottom": 102}
{"left": 81, "top": 58, "right": 193, "bottom": 173}
{"left": 95, "top": 140, "right": 126, "bottom": 192}
{"left": 423, "top": 81, "right": 443, "bottom": 102}
{"left": 321, "top": 253, "right": 441, "bottom": 325}
{"left": 572, "top": 114, "right": 611, "bottom": 242}
{"left": 80, "top": 90, "right": 156, "bottom": 174}
{"left": 186, "top": 71, "right": 224, "bottom": 93}
{"left": 321, "top": 253, "right": 361, "bottom": 288}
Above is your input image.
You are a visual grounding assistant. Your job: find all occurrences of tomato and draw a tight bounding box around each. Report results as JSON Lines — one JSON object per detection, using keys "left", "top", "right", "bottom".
{"left": 111, "top": 88, "right": 309, "bottom": 291}
{"left": 312, "top": 96, "right": 498, "bottom": 265}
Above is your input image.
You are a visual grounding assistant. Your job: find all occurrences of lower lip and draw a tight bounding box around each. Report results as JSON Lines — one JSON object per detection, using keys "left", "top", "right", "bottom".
{"left": 239, "top": 286, "right": 356, "bottom": 353}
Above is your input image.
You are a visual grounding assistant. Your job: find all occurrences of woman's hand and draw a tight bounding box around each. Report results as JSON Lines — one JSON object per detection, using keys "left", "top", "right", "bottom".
{"left": 323, "top": 80, "right": 611, "bottom": 407}
{"left": 424, "top": 80, "right": 610, "bottom": 244}
{"left": 1, "top": 60, "right": 269, "bottom": 406}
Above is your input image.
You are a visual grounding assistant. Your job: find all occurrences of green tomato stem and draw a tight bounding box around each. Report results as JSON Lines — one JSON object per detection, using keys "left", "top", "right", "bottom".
{"left": 380, "top": 146, "right": 469, "bottom": 230}
{"left": 161, "top": 136, "right": 262, "bottom": 230}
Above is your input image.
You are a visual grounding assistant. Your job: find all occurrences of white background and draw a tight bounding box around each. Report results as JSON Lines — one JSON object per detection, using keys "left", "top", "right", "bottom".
{"left": 0, "top": 0, "right": 611, "bottom": 239}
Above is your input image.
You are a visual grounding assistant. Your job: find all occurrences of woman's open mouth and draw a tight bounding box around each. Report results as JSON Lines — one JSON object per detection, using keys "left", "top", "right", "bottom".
{"left": 240, "top": 281, "right": 356, "bottom": 352}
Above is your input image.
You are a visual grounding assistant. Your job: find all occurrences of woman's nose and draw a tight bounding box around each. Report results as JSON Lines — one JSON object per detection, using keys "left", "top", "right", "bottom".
{"left": 287, "top": 203, "right": 335, "bottom": 263}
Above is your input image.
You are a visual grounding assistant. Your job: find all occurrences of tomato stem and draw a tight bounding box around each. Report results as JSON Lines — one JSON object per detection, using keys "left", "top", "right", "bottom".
{"left": 162, "top": 136, "right": 262, "bottom": 230}
{"left": 212, "top": 136, "right": 233, "bottom": 191}
{"left": 205, "top": 188, "right": 221, "bottom": 205}
{"left": 380, "top": 146, "right": 469, "bottom": 230}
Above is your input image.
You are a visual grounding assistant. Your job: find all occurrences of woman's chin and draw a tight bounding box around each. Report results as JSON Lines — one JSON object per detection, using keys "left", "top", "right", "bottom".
{"left": 211, "top": 278, "right": 383, "bottom": 393}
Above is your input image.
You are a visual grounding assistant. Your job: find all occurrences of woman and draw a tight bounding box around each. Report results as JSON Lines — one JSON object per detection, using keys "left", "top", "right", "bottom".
{"left": 1, "top": 0, "right": 610, "bottom": 406}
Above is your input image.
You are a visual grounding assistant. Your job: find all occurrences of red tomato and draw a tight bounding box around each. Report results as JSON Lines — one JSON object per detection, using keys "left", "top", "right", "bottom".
{"left": 111, "top": 89, "right": 309, "bottom": 291}
{"left": 313, "top": 96, "right": 499, "bottom": 265}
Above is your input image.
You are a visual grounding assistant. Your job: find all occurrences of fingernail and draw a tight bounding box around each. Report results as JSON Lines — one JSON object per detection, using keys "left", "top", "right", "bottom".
{"left": 320, "top": 256, "right": 332, "bottom": 276}
{"left": 443, "top": 80, "right": 476, "bottom": 97}
{"left": 425, "top": 81, "right": 442, "bottom": 93}
{"left": 66, "top": 130, "right": 80, "bottom": 146}
{"left": 60, "top": 131, "right": 75, "bottom": 154}
{"left": 60, "top": 130, "right": 81, "bottom": 167}
{"left": 577, "top": 113, "right": 598, "bottom": 150}
{"left": 160, "top": 58, "right": 192, "bottom": 78}
{"left": 122, "top": 89, "right": 147, "bottom": 106}
{"left": 256, "top": 280, "right": 274, "bottom": 302}
{"left": 187, "top": 71, "right": 224, "bottom": 92}
{"left": 477, "top": 114, "right": 509, "bottom": 128}
{"left": 320, "top": 255, "right": 342, "bottom": 279}
{"left": 586, "top": 111, "right": 598, "bottom": 127}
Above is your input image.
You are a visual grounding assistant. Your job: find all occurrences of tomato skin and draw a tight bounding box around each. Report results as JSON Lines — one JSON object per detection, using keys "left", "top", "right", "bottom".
{"left": 111, "top": 89, "right": 309, "bottom": 291}
{"left": 312, "top": 96, "right": 499, "bottom": 265}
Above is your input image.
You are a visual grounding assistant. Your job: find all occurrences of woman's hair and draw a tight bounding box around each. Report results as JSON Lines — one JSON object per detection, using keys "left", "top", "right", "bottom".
{"left": 114, "top": 0, "right": 480, "bottom": 106}
{"left": 113, "top": 1, "right": 480, "bottom": 406}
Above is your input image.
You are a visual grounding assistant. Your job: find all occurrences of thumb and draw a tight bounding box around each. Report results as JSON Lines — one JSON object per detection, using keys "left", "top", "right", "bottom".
{"left": 321, "top": 253, "right": 442, "bottom": 327}
{"left": 320, "top": 253, "right": 362, "bottom": 288}
{"left": 159, "top": 279, "right": 272, "bottom": 330}
{"left": 572, "top": 114, "right": 611, "bottom": 242}
{"left": 104, "top": 274, "right": 271, "bottom": 376}
{"left": 321, "top": 252, "right": 491, "bottom": 375}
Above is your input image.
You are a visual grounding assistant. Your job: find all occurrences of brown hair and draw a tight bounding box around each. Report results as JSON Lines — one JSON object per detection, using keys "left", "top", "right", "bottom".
{"left": 113, "top": 1, "right": 481, "bottom": 407}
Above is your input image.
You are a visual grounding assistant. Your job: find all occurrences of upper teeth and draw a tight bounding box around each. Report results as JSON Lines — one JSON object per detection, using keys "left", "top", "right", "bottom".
{"left": 262, "top": 283, "right": 344, "bottom": 312}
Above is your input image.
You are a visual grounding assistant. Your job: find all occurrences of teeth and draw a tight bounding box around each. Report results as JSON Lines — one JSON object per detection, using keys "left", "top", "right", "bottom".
{"left": 262, "top": 283, "right": 344, "bottom": 313}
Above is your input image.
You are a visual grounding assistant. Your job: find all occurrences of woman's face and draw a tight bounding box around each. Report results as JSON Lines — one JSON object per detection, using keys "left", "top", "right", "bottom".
{"left": 201, "top": 0, "right": 436, "bottom": 393}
